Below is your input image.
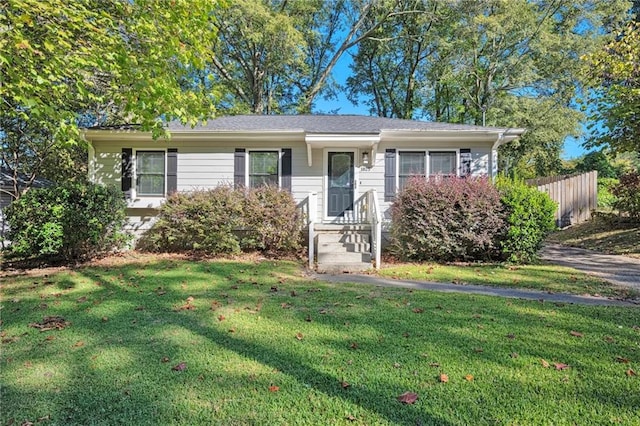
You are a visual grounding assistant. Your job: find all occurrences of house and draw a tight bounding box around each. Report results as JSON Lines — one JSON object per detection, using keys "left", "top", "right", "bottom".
{"left": 82, "top": 115, "right": 525, "bottom": 271}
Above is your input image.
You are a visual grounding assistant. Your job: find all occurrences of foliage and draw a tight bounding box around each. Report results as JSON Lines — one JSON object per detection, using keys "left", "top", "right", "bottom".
{"left": 390, "top": 177, "right": 505, "bottom": 262}
{"left": 138, "top": 186, "right": 245, "bottom": 255}
{"left": 583, "top": 21, "right": 640, "bottom": 155}
{"left": 597, "top": 177, "right": 620, "bottom": 209}
{"left": 612, "top": 172, "right": 640, "bottom": 220}
{"left": 241, "top": 186, "right": 302, "bottom": 253}
{"left": 2, "top": 258, "right": 639, "bottom": 425}
{"left": 1, "top": 0, "right": 222, "bottom": 195}
{"left": 140, "top": 186, "right": 301, "bottom": 255}
{"left": 346, "top": 0, "right": 629, "bottom": 177}
{"left": 4, "top": 182, "right": 128, "bottom": 261}
{"left": 573, "top": 151, "right": 619, "bottom": 178}
{"left": 496, "top": 177, "right": 557, "bottom": 263}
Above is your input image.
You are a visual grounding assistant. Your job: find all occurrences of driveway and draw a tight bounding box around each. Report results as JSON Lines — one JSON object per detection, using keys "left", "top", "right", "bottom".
{"left": 539, "top": 243, "right": 640, "bottom": 290}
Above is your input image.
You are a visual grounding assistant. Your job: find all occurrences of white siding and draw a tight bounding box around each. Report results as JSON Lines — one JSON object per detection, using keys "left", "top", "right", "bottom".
{"left": 90, "top": 137, "right": 497, "bottom": 231}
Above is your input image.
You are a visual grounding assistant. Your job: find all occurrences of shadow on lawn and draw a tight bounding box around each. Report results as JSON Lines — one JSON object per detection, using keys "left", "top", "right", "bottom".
{"left": 2, "top": 258, "right": 638, "bottom": 424}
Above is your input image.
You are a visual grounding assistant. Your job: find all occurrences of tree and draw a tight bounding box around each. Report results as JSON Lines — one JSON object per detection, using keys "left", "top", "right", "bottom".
{"left": 582, "top": 21, "right": 640, "bottom": 155}
{"left": 209, "top": 0, "right": 423, "bottom": 114}
{"left": 0, "top": 0, "right": 222, "bottom": 198}
{"left": 346, "top": 0, "right": 630, "bottom": 177}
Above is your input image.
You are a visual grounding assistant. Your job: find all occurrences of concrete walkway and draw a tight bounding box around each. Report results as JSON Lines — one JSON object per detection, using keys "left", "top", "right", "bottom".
{"left": 313, "top": 273, "right": 638, "bottom": 307}
{"left": 539, "top": 243, "right": 640, "bottom": 290}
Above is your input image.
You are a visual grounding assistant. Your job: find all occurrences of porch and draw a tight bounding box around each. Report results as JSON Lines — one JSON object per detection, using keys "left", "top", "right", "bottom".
{"left": 298, "top": 189, "right": 382, "bottom": 272}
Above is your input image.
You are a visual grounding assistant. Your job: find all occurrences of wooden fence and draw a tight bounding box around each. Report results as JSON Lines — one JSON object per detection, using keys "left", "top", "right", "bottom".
{"left": 526, "top": 171, "right": 598, "bottom": 228}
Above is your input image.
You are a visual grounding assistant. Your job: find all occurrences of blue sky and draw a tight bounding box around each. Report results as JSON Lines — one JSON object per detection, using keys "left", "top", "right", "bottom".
{"left": 313, "top": 56, "right": 591, "bottom": 160}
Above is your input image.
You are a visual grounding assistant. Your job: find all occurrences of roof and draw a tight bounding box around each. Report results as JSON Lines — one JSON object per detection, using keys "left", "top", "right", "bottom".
{"left": 164, "top": 114, "right": 512, "bottom": 134}
{"left": 0, "top": 167, "right": 54, "bottom": 190}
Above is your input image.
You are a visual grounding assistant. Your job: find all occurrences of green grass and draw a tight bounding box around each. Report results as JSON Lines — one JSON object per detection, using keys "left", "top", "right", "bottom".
{"left": 1, "top": 257, "right": 639, "bottom": 425}
{"left": 377, "top": 262, "right": 638, "bottom": 299}
{"left": 547, "top": 215, "right": 640, "bottom": 259}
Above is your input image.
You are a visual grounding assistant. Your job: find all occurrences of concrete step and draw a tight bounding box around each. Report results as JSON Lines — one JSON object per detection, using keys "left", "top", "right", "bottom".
{"left": 318, "top": 241, "right": 370, "bottom": 253}
{"left": 316, "top": 262, "right": 373, "bottom": 274}
{"left": 317, "top": 232, "right": 370, "bottom": 245}
{"left": 317, "top": 251, "right": 371, "bottom": 264}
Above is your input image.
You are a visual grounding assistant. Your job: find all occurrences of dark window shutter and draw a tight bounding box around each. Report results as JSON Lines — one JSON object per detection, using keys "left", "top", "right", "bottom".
{"left": 281, "top": 148, "right": 292, "bottom": 192}
{"left": 167, "top": 148, "right": 178, "bottom": 194}
{"left": 460, "top": 148, "right": 472, "bottom": 177}
{"left": 234, "top": 148, "right": 246, "bottom": 188}
{"left": 384, "top": 149, "right": 396, "bottom": 201}
{"left": 121, "top": 148, "right": 133, "bottom": 192}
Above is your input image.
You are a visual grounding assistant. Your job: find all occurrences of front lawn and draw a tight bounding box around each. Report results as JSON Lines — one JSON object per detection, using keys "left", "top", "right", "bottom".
{"left": 1, "top": 256, "right": 638, "bottom": 425}
{"left": 377, "top": 262, "right": 638, "bottom": 299}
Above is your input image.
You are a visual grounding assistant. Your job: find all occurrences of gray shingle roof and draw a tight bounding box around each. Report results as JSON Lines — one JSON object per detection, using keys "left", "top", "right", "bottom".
{"left": 166, "top": 114, "right": 511, "bottom": 134}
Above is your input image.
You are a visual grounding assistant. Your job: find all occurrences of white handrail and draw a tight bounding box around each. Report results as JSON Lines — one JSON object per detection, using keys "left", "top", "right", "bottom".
{"left": 368, "top": 189, "right": 382, "bottom": 269}
{"left": 307, "top": 192, "right": 317, "bottom": 268}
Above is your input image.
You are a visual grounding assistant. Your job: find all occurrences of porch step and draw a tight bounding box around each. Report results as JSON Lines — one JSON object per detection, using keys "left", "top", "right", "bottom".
{"left": 315, "top": 229, "right": 372, "bottom": 273}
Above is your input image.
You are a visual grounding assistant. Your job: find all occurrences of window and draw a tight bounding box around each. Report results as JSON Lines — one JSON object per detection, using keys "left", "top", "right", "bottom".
{"left": 429, "top": 151, "right": 456, "bottom": 177}
{"left": 136, "top": 151, "right": 165, "bottom": 196}
{"left": 249, "top": 151, "right": 279, "bottom": 187}
{"left": 398, "top": 151, "right": 426, "bottom": 190}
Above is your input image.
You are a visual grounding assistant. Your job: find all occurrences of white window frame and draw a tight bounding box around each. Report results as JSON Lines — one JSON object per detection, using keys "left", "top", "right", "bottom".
{"left": 396, "top": 149, "right": 461, "bottom": 190}
{"left": 132, "top": 148, "right": 167, "bottom": 199}
{"left": 245, "top": 149, "right": 282, "bottom": 188}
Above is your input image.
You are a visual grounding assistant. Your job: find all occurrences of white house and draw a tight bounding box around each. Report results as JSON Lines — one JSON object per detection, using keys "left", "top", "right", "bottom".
{"left": 83, "top": 115, "right": 524, "bottom": 271}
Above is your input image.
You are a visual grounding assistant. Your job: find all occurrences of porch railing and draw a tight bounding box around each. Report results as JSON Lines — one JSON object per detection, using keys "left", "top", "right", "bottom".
{"left": 367, "top": 189, "right": 382, "bottom": 269}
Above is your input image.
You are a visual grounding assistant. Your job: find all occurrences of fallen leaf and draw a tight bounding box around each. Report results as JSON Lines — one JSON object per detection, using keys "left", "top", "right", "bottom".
{"left": 429, "top": 362, "right": 440, "bottom": 367}
{"left": 393, "top": 362, "right": 401, "bottom": 368}
{"left": 506, "top": 333, "right": 516, "bottom": 340}
{"left": 464, "top": 374, "right": 474, "bottom": 381}
{"left": 412, "top": 308, "right": 424, "bottom": 314}
{"left": 554, "top": 363, "right": 570, "bottom": 370}
{"left": 281, "top": 303, "right": 292, "bottom": 309}
{"left": 228, "top": 327, "right": 236, "bottom": 333}
{"left": 345, "top": 414, "right": 356, "bottom": 421}
{"left": 73, "top": 341, "right": 85, "bottom": 348}
{"left": 29, "top": 316, "right": 69, "bottom": 331}
{"left": 268, "top": 385, "right": 279, "bottom": 392}
{"left": 305, "top": 315, "right": 312, "bottom": 322}
{"left": 270, "top": 286, "right": 278, "bottom": 292}
{"left": 77, "top": 296, "right": 87, "bottom": 303}
{"left": 397, "top": 391, "right": 418, "bottom": 404}
{"left": 349, "top": 342, "right": 358, "bottom": 350}
{"left": 569, "top": 331, "right": 583, "bottom": 338}
{"left": 540, "top": 359, "right": 550, "bottom": 368}
{"left": 341, "top": 381, "right": 350, "bottom": 389}
{"left": 290, "top": 290, "right": 297, "bottom": 297}
{"left": 161, "top": 357, "right": 170, "bottom": 363}
{"left": 603, "top": 336, "right": 615, "bottom": 343}
{"left": 616, "top": 356, "right": 630, "bottom": 363}
{"left": 172, "top": 362, "right": 187, "bottom": 371}
{"left": 295, "top": 332, "right": 303, "bottom": 341}
{"left": 135, "top": 306, "right": 144, "bottom": 311}
{"left": 626, "top": 369, "right": 636, "bottom": 376}
{"left": 439, "top": 373, "right": 449, "bottom": 383}
{"left": 218, "top": 315, "right": 225, "bottom": 322}
{"left": 510, "top": 352, "right": 519, "bottom": 358}
{"left": 474, "top": 347, "right": 483, "bottom": 353}
{"left": 101, "top": 317, "right": 108, "bottom": 322}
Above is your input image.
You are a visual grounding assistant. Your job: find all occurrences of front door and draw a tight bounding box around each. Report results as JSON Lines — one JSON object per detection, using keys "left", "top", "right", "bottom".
{"left": 327, "top": 151, "right": 354, "bottom": 217}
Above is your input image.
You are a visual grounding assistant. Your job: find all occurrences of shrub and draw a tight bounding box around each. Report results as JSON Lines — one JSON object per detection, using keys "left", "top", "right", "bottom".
{"left": 241, "top": 186, "right": 302, "bottom": 253}
{"left": 495, "top": 176, "right": 557, "bottom": 263}
{"left": 612, "top": 172, "right": 640, "bottom": 220}
{"left": 138, "top": 186, "right": 245, "bottom": 254}
{"left": 5, "top": 183, "right": 128, "bottom": 261}
{"left": 390, "top": 176, "right": 505, "bottom": 262}
{"left": 139, "top": 185, "right": 302, "bottom": 255}
{"left": 597, "top": 177, "right": 619, "bottom": 210}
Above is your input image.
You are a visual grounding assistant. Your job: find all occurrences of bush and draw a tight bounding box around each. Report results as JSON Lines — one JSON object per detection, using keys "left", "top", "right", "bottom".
{"left": 5, "top": 183, "right": 128, "bottom": 261}
{"left": 241, "top": 186, "right": 302, "bottom": 253}
{"left": 390, "top": 176, "right": 505, "bottom": 262}
{"left": 139, "top": 185, "right": 302, "bottom": 255}
{"left": 597, "top": 177, "right": 619, "bottom": 210}
{"left": 495, "top": 177, "right": 557, "bottom": 263}
{"left": 138, "top": 186, "right": 245, "bottom": 254}
{"left": 612, "top": 172, "right": 640, "bottom": 220}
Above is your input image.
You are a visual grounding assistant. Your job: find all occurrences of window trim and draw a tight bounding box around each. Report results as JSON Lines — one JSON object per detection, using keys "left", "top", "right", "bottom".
{"left": 396, "top": 149, "right": 461, "bottom": 190}
{"left": 133, "top": 149, "right": 167, "bottom": 198}
{"left": 245, "top": 149, "right": 282, "bottom": 188}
